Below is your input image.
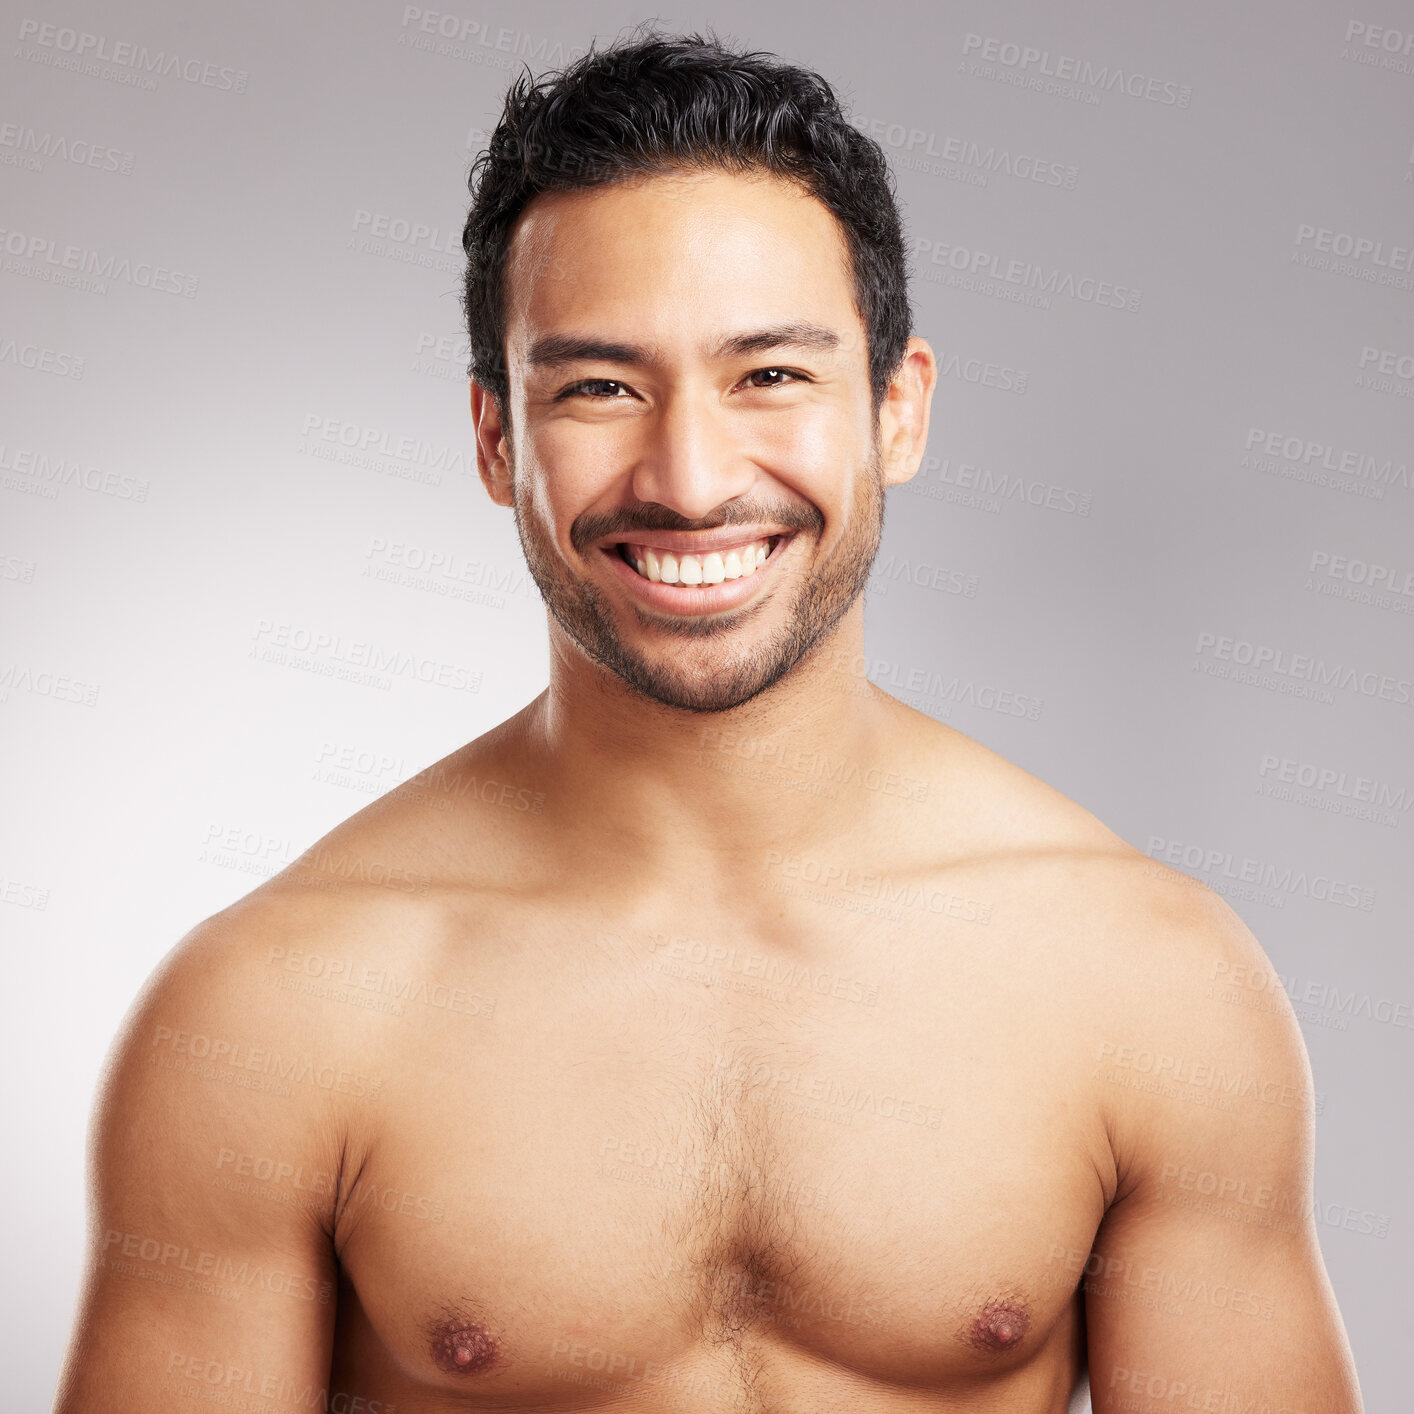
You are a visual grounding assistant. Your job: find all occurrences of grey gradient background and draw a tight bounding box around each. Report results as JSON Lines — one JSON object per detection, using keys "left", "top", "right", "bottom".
{"left": 2, "top": 1, "right": 1411, "bottom": 1409}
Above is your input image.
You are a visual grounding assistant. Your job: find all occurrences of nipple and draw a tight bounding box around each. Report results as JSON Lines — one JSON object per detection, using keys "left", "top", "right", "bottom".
{"left": 966, "top": 1298, "right": 1030, "bottom": 1353}
{"left": 429, "top": 1319, "right": 500, "bottom": 1375}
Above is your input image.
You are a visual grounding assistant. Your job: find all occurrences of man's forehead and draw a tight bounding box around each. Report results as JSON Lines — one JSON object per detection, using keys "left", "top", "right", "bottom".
{"left": 503, "top": 169, "right": 859, "bottom": 367}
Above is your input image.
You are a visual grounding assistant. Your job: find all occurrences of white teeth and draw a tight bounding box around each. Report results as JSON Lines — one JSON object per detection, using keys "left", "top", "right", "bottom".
{"left": 622, "top": 537, "right": 774, "bottom": 585}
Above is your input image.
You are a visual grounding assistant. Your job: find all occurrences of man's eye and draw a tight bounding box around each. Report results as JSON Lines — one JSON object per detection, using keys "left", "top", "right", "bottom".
{"left": 744, "top": 367, "right": 804, "bottom": 389}
{"left": 562, "top": 379, "right": 628, "bottom": 400}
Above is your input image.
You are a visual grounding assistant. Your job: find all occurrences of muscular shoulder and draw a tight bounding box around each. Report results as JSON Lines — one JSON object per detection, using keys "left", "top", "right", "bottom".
{"left": 936, "top": 730, "right": 1306, "bottom": 1074}
{"left": 147, "top": 717, "right": 540, "bottom": 1042}
{"left": 88, "top": 890, "right": 384, "bottom": 1253}
{"left": 93, "top": 741, "right": 529, "bottom": 1237}
{"left": 903, "top": 717, "right": 1312, "bottom": 1131}
{"left": 101, "top": 874, "right": 421, "bottom": 1133}
{"left": 993, "top": 840, "right": 1318, "bottom": 1207}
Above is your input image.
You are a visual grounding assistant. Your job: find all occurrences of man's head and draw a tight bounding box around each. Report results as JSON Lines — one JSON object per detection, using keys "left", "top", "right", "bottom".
{"left": 462, "top": 27, "right": 933, "bottom": 713}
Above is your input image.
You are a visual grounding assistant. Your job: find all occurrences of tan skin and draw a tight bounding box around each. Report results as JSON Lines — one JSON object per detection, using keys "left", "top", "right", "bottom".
{"left": 54, "top": 169, "right": 1363, "bottom": 1413}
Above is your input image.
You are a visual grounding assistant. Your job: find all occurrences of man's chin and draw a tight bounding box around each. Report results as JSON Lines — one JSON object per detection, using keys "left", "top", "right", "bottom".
{"left": 578, "top": 630, "right": 794, "bottom": 714}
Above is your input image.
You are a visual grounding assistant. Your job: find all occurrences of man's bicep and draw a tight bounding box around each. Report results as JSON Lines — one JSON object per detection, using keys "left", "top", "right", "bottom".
{"left": 54, "top": 925, "right": 343, "bottom": 1414}
{"left": 1085, "top": 1159, "right": 1355, "bottom": 1413}
{"left": 1084, "top": 912, "right": 1362, "bottom": 1414}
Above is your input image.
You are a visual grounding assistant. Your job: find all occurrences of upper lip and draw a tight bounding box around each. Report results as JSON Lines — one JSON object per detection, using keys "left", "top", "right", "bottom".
{"left": 596, "top": 526, "right": 792, "bottom": 555}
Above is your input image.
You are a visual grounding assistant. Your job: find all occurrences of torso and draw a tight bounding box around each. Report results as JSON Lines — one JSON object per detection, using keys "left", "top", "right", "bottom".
{"left": 263, "top": 703, "right": 1146, "bottom": 1412}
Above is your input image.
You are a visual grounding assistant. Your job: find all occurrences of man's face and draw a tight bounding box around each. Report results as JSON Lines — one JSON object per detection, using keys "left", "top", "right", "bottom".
{"left": 492, "top": 167, "right": 890, "bottom": 714}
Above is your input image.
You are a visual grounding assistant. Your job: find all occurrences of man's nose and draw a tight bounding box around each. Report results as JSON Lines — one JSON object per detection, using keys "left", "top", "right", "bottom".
{"left": 628, "top": 388, "right": 757, "bottom": 520}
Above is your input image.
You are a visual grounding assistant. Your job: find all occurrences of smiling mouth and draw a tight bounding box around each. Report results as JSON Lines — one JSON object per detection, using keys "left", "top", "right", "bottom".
{"left": 614, "top": 535, "right": 785, "bottom": 585}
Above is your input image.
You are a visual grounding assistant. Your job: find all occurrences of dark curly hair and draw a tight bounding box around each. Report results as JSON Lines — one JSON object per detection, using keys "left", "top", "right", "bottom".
{"left": 459, "top": 23, "right": 913, "bottom": 438}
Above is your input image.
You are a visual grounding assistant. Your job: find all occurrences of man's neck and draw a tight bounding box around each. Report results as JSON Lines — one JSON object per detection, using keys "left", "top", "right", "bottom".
{"left": 514, "top": 603, "right": 903, "bottom": 885}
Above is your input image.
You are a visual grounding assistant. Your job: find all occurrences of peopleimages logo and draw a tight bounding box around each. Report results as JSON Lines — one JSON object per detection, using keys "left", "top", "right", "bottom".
{"left": 0, "top": 341, "right": 84, "bottom": 379}
{"left": 15, "top": 19, "right": 249, "bottom": 92}
{"left": 0, "top": 121, "right": 135, "bottom": 175}
{"left": 848, "top": 113, "right": 1079, "bottom": 190}
{"left": 0, "top": 226, "right": 198, "bottom": 297}
{"left": 903, "top": 453, "right": 1093, "bottom": 517}
{"left": 399, "top": 9, "right": 580, "bottom": 70}
{"left": 931, "top": 348, "right": 1029, "bottom": 394}
{"left": 0, "top": 663, "right": 101, "bottom": 707}
{"left": 297, "top": 414, "right": 475, "bottom": 486}
{"left": 913, "top": 236, "right": 1142, "bottom": 312}
{"left": 1242, "top": 428, "right": 1411, "bottom": 496}
{"left": 1193, "top": 631, "right": 1413, "bottom": 707}
{"left": 960, "top": 33, "right": 1192, "bottom": 107}
{"left": 1339, "top": 20, "right": 1414, "bottom": 74}
{"left": 251, "top": 620, "right": 483, "bottom": 694}
{"left": 1259, "top": 754, "right": 1413, "bottom": 816}
{"left": 350, "top": 209, "right": 459, "bottom": 255}
{"left": 1307, "top": 550, "right": 1414, "bottom": 601}
{"left": 1147, "top": 837, "right": 1376, "bottom": 911}
{"left": 1356, "top": 346, "right": 1414, "bottom": 400}
{"left": 0, "top": 444, "right": 148, "bottom": 499}
{"left": 1293, "top": 224, "right": 1413, "bottom": 290}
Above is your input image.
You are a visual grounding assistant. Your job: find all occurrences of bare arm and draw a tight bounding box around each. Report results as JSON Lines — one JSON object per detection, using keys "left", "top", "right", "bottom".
{"left": 53, "top": 907, "right": 351, "bottom": 1414}
{"left": 1084, "top": 884, "right": 1364, "bottom": 1414}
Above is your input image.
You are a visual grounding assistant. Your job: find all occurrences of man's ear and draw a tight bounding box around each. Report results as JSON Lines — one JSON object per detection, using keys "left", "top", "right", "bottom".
{"left": 877, "top": 337, "right": 938, "bottom": 488}
{"left": 470, "top": 379, "right": 514, "bottom": 507}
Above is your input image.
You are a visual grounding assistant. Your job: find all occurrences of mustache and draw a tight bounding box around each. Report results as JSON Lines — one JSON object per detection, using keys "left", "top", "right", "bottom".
{"left": 570, "top": 499, "right": 824, "bottom": 554}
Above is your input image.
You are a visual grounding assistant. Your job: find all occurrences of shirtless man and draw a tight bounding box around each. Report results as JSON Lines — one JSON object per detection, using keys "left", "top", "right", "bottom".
{"left": 54, "top": 30, "right": 1363, "bottom": 1414}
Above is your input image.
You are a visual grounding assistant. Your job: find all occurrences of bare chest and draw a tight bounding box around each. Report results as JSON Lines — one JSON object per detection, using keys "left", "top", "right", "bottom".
{"left": 332, "top": 901, "right": 1110, "bottom": 1407}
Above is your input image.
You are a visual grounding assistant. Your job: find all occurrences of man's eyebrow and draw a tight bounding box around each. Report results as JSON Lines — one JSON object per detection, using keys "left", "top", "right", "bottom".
{"left": 524, "top": 321, "right": 841, "bottom": 371}
{"left": 712, "top": 322, "right": 840, "bottom": 360}
{"left": 525, "top": 333, "right": 644, "bottom": 370}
